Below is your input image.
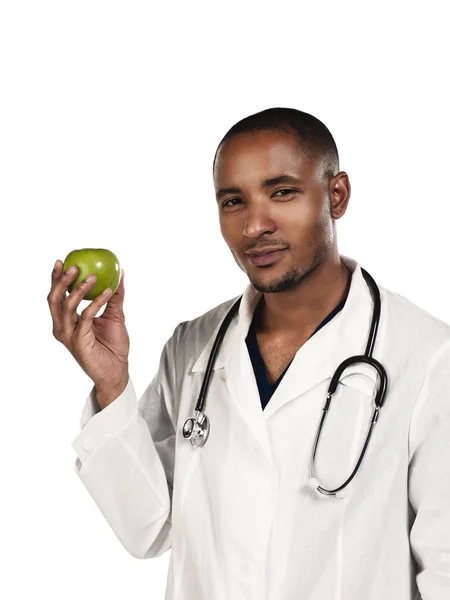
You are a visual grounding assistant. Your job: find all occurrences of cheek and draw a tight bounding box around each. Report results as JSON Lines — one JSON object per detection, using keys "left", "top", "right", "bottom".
{"left": 316, "top": 201, "right": 333, "bottom": 237}
{"left": 281, "top": 201, "right": 317, "bottom": 235}
{"left": 282, "top": 202, "right": 331, "bottom": 250}
{"left": 219, "top": 218, "right": 236, "bottom": 247}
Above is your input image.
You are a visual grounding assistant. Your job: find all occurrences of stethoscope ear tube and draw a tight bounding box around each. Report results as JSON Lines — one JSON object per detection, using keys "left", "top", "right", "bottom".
{"left": 310, "top": 268, "right": 388, "bottom": 495}
{"left": 309, "top": 399, "right": 382, "bottom": 495}
{"left": 327, "top": 355, "right": 388, "bottom": 408}
{"left": 360, "top": 267, "right": 381, "bottom": 359}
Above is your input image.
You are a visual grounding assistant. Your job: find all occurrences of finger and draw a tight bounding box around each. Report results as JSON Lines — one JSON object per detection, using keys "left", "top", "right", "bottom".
{"left": 51, "top": 259, "right": 61, "bottom": 286}
{"left": 50, "top": 263, "right": 79, "bottom": 303}
{"left": 102, "top": 269, "right": 125, "bottom": 319}
{"left": 61, "top": 271, "right": 97, "bottom": 340}
{"left": 77, "top": 286, "right": 115, "bottom": 339}
{"left": 48, "top": 260, "right": 78, "bottom": 337}
{"left": 48, "top": 259, "right": 62, "bottom": 332}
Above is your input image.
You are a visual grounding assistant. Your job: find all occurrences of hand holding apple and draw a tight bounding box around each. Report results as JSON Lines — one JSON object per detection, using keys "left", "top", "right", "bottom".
{"left": 48, "top": 248, "right": 130, "bottom": 407}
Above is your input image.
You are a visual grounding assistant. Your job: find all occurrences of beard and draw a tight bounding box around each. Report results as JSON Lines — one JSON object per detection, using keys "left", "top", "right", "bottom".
{"left": 249, "top": 212, "right": 335, "bottom": 295}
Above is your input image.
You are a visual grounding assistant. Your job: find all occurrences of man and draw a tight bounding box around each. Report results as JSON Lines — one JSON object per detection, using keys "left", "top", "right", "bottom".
{"left": 212, "top": 109, "right": 351, "bottom": 396}
{"left": 63, "top": 108, "right": 450, "bottom": 599}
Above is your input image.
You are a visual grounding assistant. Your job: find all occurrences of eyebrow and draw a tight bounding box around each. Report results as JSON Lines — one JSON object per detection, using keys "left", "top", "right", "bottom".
{"left": 215, "top": 174, "right": 305, "bottom": 201}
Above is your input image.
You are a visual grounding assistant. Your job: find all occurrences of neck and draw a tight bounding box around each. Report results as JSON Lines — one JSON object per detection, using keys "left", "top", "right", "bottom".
{"left": 254, "top": 255, "right": 351, "bottom": 339}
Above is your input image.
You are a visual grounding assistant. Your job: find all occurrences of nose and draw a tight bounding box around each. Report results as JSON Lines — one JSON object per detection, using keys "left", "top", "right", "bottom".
{"left": 243, "top": 203, "right": 277, "bottom": 239}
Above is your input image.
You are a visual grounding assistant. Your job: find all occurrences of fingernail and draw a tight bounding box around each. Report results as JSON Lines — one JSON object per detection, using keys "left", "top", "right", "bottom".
{"left": 53, "top": 259, "right": 59, "bottom": 270}
{"left": 67, "top": 266, "right": 76, "bottom": 274}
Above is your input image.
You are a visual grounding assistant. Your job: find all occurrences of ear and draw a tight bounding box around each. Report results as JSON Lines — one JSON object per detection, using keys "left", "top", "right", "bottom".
{"left": 329, "top": 172, "right": 351, "bottom": 219}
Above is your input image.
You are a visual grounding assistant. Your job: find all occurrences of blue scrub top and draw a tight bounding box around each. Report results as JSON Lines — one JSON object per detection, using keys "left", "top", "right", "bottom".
{"left": 245, "top": 287, "right": 349, "bottom": 411}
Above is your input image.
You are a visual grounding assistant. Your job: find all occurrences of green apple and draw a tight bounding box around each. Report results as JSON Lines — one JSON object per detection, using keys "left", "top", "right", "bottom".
{"left": 63, "top": 248, "right": 121, "bottom": 301}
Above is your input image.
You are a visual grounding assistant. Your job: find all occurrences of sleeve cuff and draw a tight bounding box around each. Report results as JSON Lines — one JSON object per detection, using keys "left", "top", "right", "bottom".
{"left": 79, "top": 385, "right": 101, "bottom": 429}
{"left": 71, "top": 377, "right": 138, "bottom": 465}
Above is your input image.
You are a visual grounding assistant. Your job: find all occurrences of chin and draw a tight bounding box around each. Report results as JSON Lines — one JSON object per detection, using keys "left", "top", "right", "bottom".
{"left": 252, "top": 265, "right": 306, "bottom": 294}
{"left": 247, "top": 273, "right": 285, "bottom": 294}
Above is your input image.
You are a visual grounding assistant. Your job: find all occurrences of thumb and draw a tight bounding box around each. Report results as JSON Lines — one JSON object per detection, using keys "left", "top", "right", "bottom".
{"left": 102, "top": 269, "right": 125, "bottom": 317}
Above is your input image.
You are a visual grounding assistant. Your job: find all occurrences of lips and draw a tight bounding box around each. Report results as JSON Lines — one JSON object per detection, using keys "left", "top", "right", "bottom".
{"left": 246, "top": 247, "right": 287, "bottom": 256}
{"left": 246, "top": 248, "right": 287, "bottom": 266}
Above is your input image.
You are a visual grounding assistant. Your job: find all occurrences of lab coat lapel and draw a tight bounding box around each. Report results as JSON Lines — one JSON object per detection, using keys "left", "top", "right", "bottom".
{"left": 190, "top": 283, "right": 275, "bottom": 459}
{"left": 263, "top": 256, "right": 386, "bottom": 418}
{"left": 190, "top": 256, "right": 386, "bottom": 465}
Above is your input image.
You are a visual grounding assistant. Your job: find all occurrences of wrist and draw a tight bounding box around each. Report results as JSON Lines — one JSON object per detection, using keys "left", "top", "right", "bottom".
{"left": 95, "top": 375, "right": 129, "bottom": 410}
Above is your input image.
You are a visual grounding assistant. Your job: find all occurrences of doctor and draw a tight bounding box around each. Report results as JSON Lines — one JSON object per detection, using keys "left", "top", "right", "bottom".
{"left": 48, "top": 107, "right": 450, "bottom": 599}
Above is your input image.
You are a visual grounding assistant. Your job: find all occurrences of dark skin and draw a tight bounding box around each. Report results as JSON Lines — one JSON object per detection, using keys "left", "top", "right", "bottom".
{"left": 213, "top": 129, "right": 352, "bottom": 343}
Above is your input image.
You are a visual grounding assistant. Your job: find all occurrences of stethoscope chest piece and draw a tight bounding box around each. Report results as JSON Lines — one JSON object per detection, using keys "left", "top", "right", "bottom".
{"left": 183, "top": 411, "right": 210, "bottom": 447}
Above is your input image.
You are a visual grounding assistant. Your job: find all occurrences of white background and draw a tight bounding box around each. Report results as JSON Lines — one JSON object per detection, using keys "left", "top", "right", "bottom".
{"left": 1, "top": 1, "right": 449, "bottom": 598}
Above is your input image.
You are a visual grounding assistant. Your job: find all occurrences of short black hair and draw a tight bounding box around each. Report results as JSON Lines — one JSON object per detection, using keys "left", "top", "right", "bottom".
{"left": 213, "top": 107, "right": 339, "bottom": 185}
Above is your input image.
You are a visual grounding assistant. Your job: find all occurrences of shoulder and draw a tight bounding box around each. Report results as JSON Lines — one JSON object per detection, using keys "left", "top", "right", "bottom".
{"left": 175, "top": 293, "right": 241, "bottom": 349}
{"left": 381, "top": 283, "right": 450, "bottom": 352}
{"left": 165, "top": 292, "right": 241, "bottom": 376}
{"left": 154, "top": 293, "right": 241, "bottom": 395}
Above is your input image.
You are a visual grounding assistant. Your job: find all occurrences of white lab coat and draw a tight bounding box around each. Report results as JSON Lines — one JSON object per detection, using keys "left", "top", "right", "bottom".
{"left": 71, "top": 255, "right": 450, "bottom": 600}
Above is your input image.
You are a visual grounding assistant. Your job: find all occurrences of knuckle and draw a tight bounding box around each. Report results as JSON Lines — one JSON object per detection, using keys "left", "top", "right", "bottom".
{"left": 79, "top": 307, "right": 90, "bottom": 319}
{"left": 60, "top": 334, "right": 72, "bottom": 350}
{"left": 64, "top": 291, "right": 79, "bottom": 307}
{"left": 63, "top": 296, "right": 73, "bottom": 308}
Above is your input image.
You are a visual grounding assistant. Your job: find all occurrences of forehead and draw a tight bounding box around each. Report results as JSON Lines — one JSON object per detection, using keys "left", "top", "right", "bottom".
{"left": 214, "top": 130, "right": 316, "bottom": 186}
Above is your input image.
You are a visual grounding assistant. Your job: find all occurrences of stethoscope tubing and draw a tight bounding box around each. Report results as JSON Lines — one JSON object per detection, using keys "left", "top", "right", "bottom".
{"left": 195, "top": 295, "right": 242, "bottom": 415}
{"left": 182, "top": 267, "right": 388, "bottom": 496}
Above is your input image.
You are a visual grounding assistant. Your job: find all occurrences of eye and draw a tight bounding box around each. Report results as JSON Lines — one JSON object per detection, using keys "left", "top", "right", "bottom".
{"left": 221, "top": 189, "right": 297, "bottom": 209}
{"left": 222, "top": 197, "right": 242, "bottom": 208}
{"left": 273, "top": 188, "right": 296, "bottom": 197}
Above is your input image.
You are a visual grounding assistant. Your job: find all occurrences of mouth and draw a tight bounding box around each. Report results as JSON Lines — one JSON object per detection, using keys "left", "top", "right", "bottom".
{"left": 246, "top": 248, "right": 287, "bottom": 266}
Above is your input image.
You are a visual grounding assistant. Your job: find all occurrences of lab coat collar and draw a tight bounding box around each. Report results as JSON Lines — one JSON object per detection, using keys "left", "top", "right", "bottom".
{"left": 190, "top": 256, "right": 387, "bottom": 459}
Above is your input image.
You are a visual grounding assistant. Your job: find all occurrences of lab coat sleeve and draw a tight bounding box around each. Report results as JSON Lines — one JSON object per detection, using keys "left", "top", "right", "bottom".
{"left": 409, "top": 339, "right": 450, "bottom": 598}
{"left": 70, "top": 322, "right": 184, "bottom": 560}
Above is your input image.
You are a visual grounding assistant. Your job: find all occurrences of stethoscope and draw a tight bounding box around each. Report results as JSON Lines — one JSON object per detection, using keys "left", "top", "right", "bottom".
{"left": 182, "top": 267, "right": 388, "bottom": 496}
